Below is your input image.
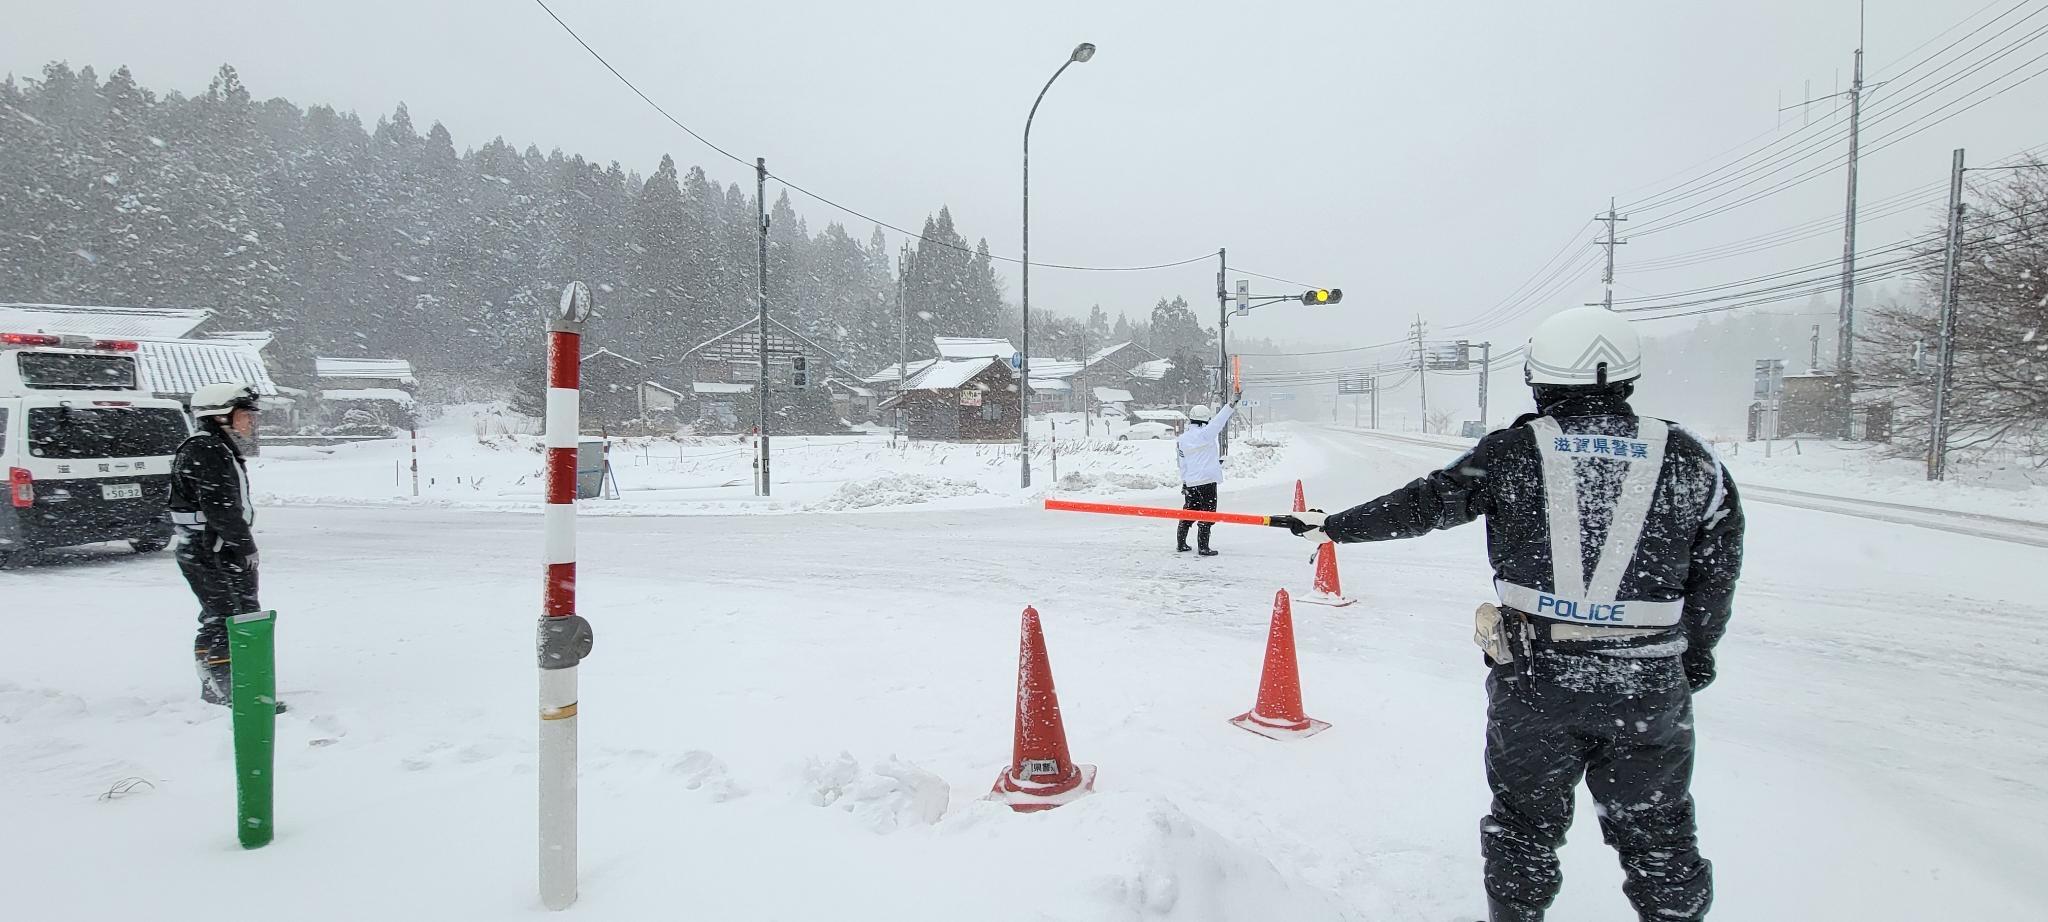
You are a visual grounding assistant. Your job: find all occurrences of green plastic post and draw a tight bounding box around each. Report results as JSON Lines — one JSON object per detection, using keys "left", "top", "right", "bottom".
{"left": 227, "top": 609, "right": 277, "bottom": 849}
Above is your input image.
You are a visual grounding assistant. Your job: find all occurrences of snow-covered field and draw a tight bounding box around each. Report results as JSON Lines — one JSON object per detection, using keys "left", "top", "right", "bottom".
{"left": 248, "top": 406, "right": 1305, "bottom": 516}
{"left": 7, "top": 425, "right": 2046, "bottom": 920}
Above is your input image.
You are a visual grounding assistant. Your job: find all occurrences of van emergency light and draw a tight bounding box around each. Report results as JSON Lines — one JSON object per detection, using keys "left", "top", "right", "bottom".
{"left": 1, "top": 332, "right": 139, "bottom": 351}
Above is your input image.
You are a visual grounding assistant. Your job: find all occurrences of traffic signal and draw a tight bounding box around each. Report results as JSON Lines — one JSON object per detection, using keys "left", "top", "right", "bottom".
{"left": 1300, "top": 288, "right": 1343, "bottom": 305}
{"left": 792, "top": 356, "right": 808, "bottom": 387}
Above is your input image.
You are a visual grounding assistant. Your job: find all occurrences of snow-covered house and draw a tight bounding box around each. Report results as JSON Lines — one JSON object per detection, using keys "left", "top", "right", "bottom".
{"left": 875, "top": 355, "right": 1022, "bottom": 442}
{"left": 316, "top": 356, "right": 417, "bottom": 429}
{"left": 679, "top": 318, "right": 858, "bottom": 434}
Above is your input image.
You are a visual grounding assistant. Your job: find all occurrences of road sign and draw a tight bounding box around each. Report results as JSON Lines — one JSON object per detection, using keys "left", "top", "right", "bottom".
{"left": 1235, "top": 280, "right": 1250, "bottom": 311}
{"left": 1753, "top": 358, "right": 1785, "bottom": 399}
{"left": 1425, "top": 341, "right": 1472, "bottom": 371}
{"left": 1010, "top": 351, "right": 1023, "bottom": 371}
{"left": 1337, "top": 375, "right": 1373, "bottom": 395}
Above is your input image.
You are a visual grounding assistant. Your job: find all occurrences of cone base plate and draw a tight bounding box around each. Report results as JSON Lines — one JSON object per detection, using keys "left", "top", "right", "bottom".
{"left": 989, "top": 763, "right": 1097, "bottom": 812}
{"left": 1290, "top": 590, "right": 1357, "bottom": 608}
{"left": 1231, "top": 711, "right": 1332, "bottom": 740}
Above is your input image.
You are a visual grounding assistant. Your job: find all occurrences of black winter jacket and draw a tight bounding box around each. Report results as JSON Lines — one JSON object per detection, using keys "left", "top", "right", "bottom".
{"left": 1323, "top": 393, "right": 1743, "bottom": 655}
{"left": 169, "top": 426, "right": 256, "bottom": 553}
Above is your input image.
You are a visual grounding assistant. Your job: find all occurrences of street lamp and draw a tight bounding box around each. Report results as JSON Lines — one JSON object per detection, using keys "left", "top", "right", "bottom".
{"left": 1020, "top": 41, "right": 1095, "bottom": 488}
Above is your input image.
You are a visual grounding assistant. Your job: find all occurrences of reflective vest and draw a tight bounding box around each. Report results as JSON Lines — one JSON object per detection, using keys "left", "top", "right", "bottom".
{"left": 1493, "top": 417, "right": 1684, "bottom": 629}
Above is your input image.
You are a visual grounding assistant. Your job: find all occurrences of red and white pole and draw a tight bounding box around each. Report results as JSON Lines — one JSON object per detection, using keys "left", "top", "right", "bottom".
{"left": 538, "top": 281, "right": 593, "bottom": 911}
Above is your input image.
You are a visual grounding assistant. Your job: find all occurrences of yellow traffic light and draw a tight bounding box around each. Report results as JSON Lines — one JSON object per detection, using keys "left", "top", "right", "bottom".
{"left": 1300, "top": 288, "right": 1343, "bottom": 305}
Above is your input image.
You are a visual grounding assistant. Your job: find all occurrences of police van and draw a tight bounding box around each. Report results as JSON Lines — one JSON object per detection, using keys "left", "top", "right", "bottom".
{"left": 0, "top": 332, "right": 190, "bottom": 564}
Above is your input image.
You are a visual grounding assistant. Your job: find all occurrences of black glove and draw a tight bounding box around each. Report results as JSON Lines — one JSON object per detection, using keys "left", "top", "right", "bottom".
{"left": 1270, "top": 510, "right": 1327, "bottom": 541}
{"left": 1682, "top": 647, "right": 1715, "bottom": 693}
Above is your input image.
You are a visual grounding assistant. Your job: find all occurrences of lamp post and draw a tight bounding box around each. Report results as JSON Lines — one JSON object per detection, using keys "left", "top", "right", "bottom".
{"left": 1020, "top": 41, "right": 1095, "bottom": 488}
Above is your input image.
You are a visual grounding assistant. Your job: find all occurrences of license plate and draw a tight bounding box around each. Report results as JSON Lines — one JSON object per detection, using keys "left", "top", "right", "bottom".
{"left": 101, "top": 483, "right": 143, "bottom": 501}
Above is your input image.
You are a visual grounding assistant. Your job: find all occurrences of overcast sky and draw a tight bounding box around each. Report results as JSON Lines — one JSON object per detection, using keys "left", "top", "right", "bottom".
{"left": 4, "top": 0, "right": 2041, "bottom": 366}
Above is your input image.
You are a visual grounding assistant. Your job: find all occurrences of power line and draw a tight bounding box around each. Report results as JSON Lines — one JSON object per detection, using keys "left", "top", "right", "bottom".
{"left": 530, "top": 0, "right": 1219, "bottom": 274}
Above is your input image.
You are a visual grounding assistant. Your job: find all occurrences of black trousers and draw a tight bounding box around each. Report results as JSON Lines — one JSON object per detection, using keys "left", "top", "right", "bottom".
{"left": 1482, "top": 650, "right": 1710, "bottom": 922}
{"left": 175, "top": 535, "right": 260, "bottom": 663}
{"left": 1178, "top": 482, "right": 1218, "bottom": 549}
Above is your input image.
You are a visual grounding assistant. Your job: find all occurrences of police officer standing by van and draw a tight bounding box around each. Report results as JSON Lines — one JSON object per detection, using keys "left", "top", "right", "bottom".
{"left": 169, "top": 382, "right": 261, "bottom": 706}
{"left": 1273, "top": 307, "right": 1743, "bottom": 922}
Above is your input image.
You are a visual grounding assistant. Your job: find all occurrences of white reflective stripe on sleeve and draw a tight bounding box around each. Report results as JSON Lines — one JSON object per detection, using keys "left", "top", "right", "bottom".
{"left": 544, "top": 388, "right": 579, "bottom": 449}
{"left": 543, "top": 501, "right": 576, "bottom": 565}
{"left": 1585, "top": 418, "right": 1668, "bottom": 602}
{"left": 1495, "top": 579, "right": 1684, "bottom": 628}
{"left": 1530, "top": 417, "right": 1587, "bottom": 595}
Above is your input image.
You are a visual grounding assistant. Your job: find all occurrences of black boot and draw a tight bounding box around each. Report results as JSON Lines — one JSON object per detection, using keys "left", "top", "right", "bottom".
{"left": 1198, "top": 547, "right": 1219, "bottom": 557}
{"left": 196, "top": 653, "right": 231, "bottom": 706}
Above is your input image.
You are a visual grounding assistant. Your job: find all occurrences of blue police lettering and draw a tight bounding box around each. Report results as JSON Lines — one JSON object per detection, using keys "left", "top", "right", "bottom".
{"left": 1537, "top": 595, "right": 1628, "bottom": 623}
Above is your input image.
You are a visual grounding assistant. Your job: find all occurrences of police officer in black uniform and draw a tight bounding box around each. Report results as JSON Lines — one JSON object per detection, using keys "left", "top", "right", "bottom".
{"left": 1274, "top": 307, "right": 1744, "bottom": 922}
{"left": 169, "top": 382, "right": 261, "bottom": 705}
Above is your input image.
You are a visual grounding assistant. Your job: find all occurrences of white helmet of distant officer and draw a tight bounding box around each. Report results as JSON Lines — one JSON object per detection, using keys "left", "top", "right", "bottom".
{"left": 1188, "top": 404, "right": 1214, "bottom": 424}
{"left": 190, "top": 382, "right": 262, "bottom": 437}
{"left": 1523, "top": 306, "right": 1643, "bottom": 387}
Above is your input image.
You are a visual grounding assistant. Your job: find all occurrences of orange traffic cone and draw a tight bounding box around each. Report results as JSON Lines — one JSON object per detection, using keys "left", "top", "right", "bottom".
{"left": 1292, "top": 479, "right": 1307, "bottom": 513}
{"left": 990, "top": 606, "right": 1097, "bottom": 812}
{"left": 1295, "top": 540, "right": 1357, "bottom": 607}
{"left": 1231, "top": 590, "right": 1331, "bottom": 740}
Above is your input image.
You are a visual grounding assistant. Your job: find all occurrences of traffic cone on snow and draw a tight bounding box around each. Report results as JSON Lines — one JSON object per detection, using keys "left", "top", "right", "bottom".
{"left": 1294, "top": 540, "right": 1357, "bottom": 607}
{"left": 1292, "top": 479, "right": 1307, "bottom": 513}
{"left": 1231, "top": 590, "right": 1331, "bottom": 740}
{"left": 990, "top": 606, "right": 1097, "bottom": 812}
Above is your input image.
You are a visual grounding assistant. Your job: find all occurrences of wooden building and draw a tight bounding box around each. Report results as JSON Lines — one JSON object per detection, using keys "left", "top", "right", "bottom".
{"left": 876, "top": 357, "right": 1022, "bottom": 441}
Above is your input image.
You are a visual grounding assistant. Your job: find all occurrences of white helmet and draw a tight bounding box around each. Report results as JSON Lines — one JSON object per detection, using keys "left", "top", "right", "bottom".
{"left": 191, "top": 382, "right": 260, "bottom": 419}
{"left": 1524, "top": 307, "right": 1643, "bottom": 386}
{"left": 1188, "top": 404, "right": 1214, "bottom": 423}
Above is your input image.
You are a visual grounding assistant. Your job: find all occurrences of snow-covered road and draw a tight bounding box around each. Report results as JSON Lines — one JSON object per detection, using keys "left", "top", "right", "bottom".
{"left": 7, "top": 425, "right": 2044, "bottom": 920}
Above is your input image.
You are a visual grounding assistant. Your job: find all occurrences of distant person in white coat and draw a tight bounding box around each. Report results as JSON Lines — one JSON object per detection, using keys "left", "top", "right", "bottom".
{"left": 1175, "top": 394, "right": 1240, "bottom": 556}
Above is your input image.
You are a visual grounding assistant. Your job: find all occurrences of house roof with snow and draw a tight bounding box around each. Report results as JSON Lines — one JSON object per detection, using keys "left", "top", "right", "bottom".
{"left": 823, "top": 378, "right": 878, "bottom": 398}
{"left": 321, "top": 387, "right": 417, "bottom": 408}
{"left": 1029, "top": 359, "right": 1086, "bottom": 380}
{"left": 316, "top": 357, "right": 416, "bottom": 386}
{"left": 1093, "top": 386, "right": 1135, "bottom": 404}
{"left": 641, "top": 381, "right": 687, "bottom": 399}
{"left": 200, "top": 330, "right": 275, "bottom": 350}
{"left": 138, "top": 339, "right": 277, "bottom": 399}
{"left": 0, "top": 303, "right": 211, "bottom": 340}
{"left": 692, "top": 381, "right": 754, "bottom": 395}
{"left": 905, "top": 356, "right": 1010, "bottom": 391}
{"left": 1128, "top": 358, "right": 1173, "bottom": 381}
{"left": 861, "top": 357, "right": 941, "bottom": 386}
{"left": 1028, "top": 378, "right": 1071, "bottom": 392}
{"left": 934, "top": 337, "right": 1015, "bottom": 361}
{"left": 1133, "top": 409, "right": 1188, "bottom": 423}
{"left": 1086, "top": 341, "right": 1161, "bottom": 368}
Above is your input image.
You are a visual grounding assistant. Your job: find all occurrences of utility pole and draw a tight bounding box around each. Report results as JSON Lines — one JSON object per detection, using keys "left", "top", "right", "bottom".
{"left": 756, "top": 157, "right": 770, "bottom": 497}
{"left": 1476, "top": 341, "right": 1492, "bottom": 430}
{"left": 1592, "top": 198, "right": 1628, "bottom": 310}
{"left": 1412, "top": 315, "right": 1429, "bottom": 431}
{"left": 1836, "top": 40, "right": 1866, "bottom": 426}
{"left": 897, "top": 241, "right": 910, "bottom": 437}
{"left": 1215, "top": 247, "right": 1230, "bottom": 458}
{"left": 1929, "top": 147, "right": 1966, "bottom": 482}
{"left": 1370, "top": 377, "right": 1379, "bottom": 429}
{"left": 1810, "top": 324, "right": 1822, "bottom": 372}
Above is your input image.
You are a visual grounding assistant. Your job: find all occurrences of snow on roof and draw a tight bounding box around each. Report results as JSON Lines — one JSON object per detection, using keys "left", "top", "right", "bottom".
{"left": 907, "top": 357, "right": 1006, "bottom": 391}
{"left": 1128, "top": 358, "right": 1173, "bottom": 381}
{"left": 322, "top": 387, "right": 417, "bottom": 408}
{"left": 1093, "top": 386, "right": 1135, "bottom": 403}
{"left": 641, "top": 381, "right": 687, "bottom": 398}
{"left": 201, "top": 330, "right": 275, "bottom": 350}
{"left": 934, "top": 337, "right": 1015, "bottom": 361}
{"left": 1086, "top": 341, "right": 1159, "bottom": 367}
{"left": 136, "top": 339, "right": 277, "bottom": 399}
{"left": 1029, "top": 378, "right": 1072, "bottom": 392}
{"left": 1030, "top": 359, "right": 1085, "bottom": 379}
{"left": 693, "top": 381, "right": 754, "bottom": 395}
{"left": 861, "top": 358, "right": 939, "bottom": 385}
{"left": 0, "top": 302, "right": 211, "bottom": 340}
{"left": 1133, "top": 409, "right": 1188, "bottom": 422}
{"left": 824, "top": 378, "right": 878, "bottom": 398}
{"left": 316, "top": 357, "right": 416, "bottom": 385}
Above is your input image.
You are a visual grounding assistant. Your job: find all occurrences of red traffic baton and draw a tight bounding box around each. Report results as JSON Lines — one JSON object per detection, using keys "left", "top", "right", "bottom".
{"left": 1043, "top": 498, "right": 1294, "bottom": 528}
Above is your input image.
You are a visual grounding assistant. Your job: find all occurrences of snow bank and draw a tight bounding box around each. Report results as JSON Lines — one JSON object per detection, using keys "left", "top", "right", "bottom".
{"left": 806, "top": 473, "right": 986, "bottom": 511}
